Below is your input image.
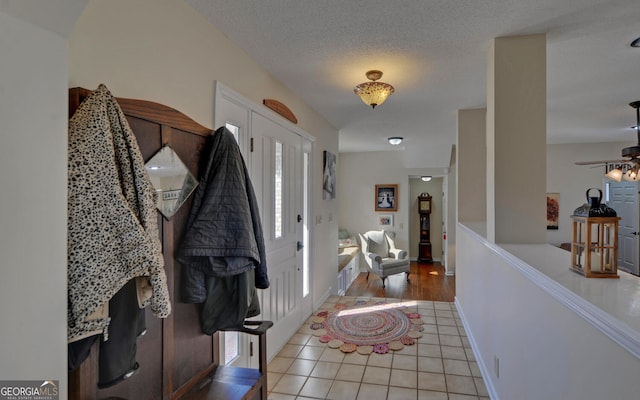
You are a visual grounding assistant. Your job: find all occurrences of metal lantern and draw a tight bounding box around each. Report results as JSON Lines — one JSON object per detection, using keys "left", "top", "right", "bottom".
{"left": 570, "top": 188, "right": 620, "bottom": 278}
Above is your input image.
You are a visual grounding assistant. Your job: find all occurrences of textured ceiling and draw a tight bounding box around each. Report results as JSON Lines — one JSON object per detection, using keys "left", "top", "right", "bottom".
{"left": 186, "top": 0, "right": 640, "bottom": 169}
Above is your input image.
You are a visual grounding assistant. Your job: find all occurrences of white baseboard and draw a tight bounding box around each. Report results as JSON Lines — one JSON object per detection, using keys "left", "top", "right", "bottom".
{"left": 455, "top": 298, "right": 499, "bottom": 400}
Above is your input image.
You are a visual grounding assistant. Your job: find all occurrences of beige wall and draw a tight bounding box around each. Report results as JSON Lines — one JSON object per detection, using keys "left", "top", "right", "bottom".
{"left": 337, "top": 151, "right": 447, "bottom": 263}
{"left": 69, "top": 0, "right": 339, "bottom": 305}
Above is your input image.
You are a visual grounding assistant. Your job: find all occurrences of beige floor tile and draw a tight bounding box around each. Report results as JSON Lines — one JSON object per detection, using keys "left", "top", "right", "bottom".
{"left": 305, "top": 336, "right": 328, "bottom": 347}
{"left": 393, "top": 354, "right": 417, "bottom": 370}
{"left": 421, "top": 333, "right": 440, "bottom": 345}
{"left": 286, "top": 359, "right": 316, "bottom": 376}
{"left": 336, "top": 363, "right": 365, "bottom": 382}
{"left": 267, "top": 393, "right": 296, "bottom": 400}
{"left": 277, "top": 344, "right": 304, "bottom": 358}
{"left": 310, "top": 361, "right": 341, "bottom": 379}
{"left": 342, "top": 351, "right": 369, "bottom": 365}
{"left": 288, "top": 333, "right": 312, "bottom": 345}
{"left": 395, "top": 343, "right": 418, "bottom": 355}
{"left": 435, "top": 309, "right": 454, "bottom": 318}
{"left": 319, "top": 348, "right": 346, "bottom": 363}
{"left": 464, "top": 347, "right": 476, "bottom": 361}
{"left": 436, "top": 317, "right": 457, "bottom": 326}
{"left": 446, "top": 374, "right": 477, "bottom": 396}
{"left": 422, "top": 316, "right": 438, "bottom": 325}
{"left": 367, "top": 352, "right": 393, "bottom": 368}
{"left": 437, "top": 325, "right": 459, "bottom": 336}
{"left": 417, "top": 372, "right": 447, "bottom": 392}
{"left": 448, "top": 394, "right": 480, "bottom": 400}
{"left": 418, "top": 390, "right": 449, "bottom": 400}
{"left": 362, "top": 366, "right": 391, "bottom": 385}
{"left": 326, "top": 380, "right": 360, "bottom": 400}
{"left": 387, "top": 386, "right": 418, "bottom": 400}
{"left": 266, "top": 371, "right": 283, "bottom": 391}
{"left": 269, "top": 356, "right": 295, "bottom": 373}
{"left": 416, "top": 300, "right": 434, "bottom": 307}
{"left": 270, "top": 374, "right": 307, "bottom": 396}
{"left": 439, "top": 334, "right": 463, "bottom": 347}
{"left": 419, "top": 309, "right": 436, "bottom": 317}
{"left": 418, "top": 356, "right": 444, "bottom": 373}
{"left": 474, "top": 377, "right": 489, "bottom": 397}
{"left": 469, "top": 361, "right": 482, "bottom": 377}
{"left": 298, "top": 376, "right": 332, "bottom": 398}
{"left": 356, "top": 383, "right": 388, "bottom": 400}
{"left": 443, "top": 359, "right": 472, "bottom": 376}
{"left": 298, "top": 345, "right": 325, "bottom": 361}
{"left": 421, "top": 324, "right": 438, "bottom": 335}
{"left": 441, "top": 345, "right": 467, "bottom": 360}
{"left": 418, "top": 344, "right": 442, "bottom": 358}
{"left": 390, "top": 368, "right": 417, "bottom": 388}
{"left": 434, "top": 301, "right": 452, "bottom": 310}
{"left": 461, "top": 336, "right": 471, "bottom": 348}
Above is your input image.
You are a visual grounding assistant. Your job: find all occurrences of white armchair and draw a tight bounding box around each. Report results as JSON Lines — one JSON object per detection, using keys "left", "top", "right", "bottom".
{"left": 358, "top": 230, "right": 410, "bottom": 288}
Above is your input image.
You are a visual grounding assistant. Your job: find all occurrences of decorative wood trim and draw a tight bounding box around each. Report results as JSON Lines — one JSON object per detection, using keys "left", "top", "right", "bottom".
{"left": 263, "top": 99, "right": 298, "bottom": 124}
{"left": 69, "top": 87, "right": 212, "bottom": 137}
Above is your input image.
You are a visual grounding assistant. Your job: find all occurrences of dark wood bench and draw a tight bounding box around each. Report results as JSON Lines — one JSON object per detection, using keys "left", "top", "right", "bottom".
{"left": 180, "top": 321, "right": 273, "bottom": 400}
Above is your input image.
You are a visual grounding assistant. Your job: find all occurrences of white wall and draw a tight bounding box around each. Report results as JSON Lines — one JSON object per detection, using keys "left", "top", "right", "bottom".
{"left": 69, "top": 0, "right": 339, "bottom": 309}
{"left": 457, "top": 225, "right": 640, "bottom": 400}
{"left": 0, "top": 4, "right": 85, "bottom": 397}
{"left": 546, "top": 141, "right": 632, "bottom": 246}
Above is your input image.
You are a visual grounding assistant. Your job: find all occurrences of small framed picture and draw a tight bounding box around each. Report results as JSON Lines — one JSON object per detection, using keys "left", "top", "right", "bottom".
{"left": 378, "top": 214, "right": 394, "bottom": 227}
{"left": 547, "top": 193, "right": 559, "bottom": 230}
{"left": 375, "top": 184, "right": 398, "bottom": 212}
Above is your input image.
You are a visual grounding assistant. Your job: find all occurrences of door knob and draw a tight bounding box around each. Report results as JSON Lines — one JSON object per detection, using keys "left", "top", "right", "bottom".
{"left": 297, "top": 241, "right": 304, "bottom": 251}
{"left": 297, "top": 214, "right": 302, "bottom": 223}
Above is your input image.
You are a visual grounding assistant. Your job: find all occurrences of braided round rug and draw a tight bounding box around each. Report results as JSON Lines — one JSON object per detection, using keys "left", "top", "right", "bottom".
{"left": 311, "top": 301, "right": 423, "bottom": 354}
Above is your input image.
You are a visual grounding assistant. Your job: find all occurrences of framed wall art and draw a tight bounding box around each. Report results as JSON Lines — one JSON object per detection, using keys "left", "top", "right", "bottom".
{"left": 323, "top": 150, "right": 336, "bottom": 200}
{"left": 375, "top": 184, "right": 398, "bottom": 212}
{"left": 378, "top": 214, "right": 394, "bottom": 227}
{"left": 547, "top": 192, "right": 559, "bottom": 230}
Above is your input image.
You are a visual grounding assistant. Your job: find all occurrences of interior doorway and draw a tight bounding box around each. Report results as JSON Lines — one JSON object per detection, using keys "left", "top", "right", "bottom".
{"left": 408, "top": 177, "right": 444, "bottom": 263}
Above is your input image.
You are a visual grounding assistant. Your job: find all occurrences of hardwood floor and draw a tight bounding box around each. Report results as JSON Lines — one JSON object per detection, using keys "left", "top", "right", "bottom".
{"left": 344, "top": 261, "right": 455, "bottom": 302}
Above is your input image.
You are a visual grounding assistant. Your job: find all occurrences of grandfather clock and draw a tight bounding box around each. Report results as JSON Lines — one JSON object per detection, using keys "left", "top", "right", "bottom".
{"left": 418, "top": 194, "right": 433, "bottom": 262}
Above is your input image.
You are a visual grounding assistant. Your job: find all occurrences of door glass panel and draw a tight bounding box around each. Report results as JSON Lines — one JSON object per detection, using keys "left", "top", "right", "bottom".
{"left": 223, "top": 332, "right": 239, "bottom": 365}
{"left": 275, "top": 140, "right": 283, "bottom": 239}
{"left": 225, "top": 123, "right": 240, "bottom": 143}
{"left": 223, "top": 121, "right": 241, "bottom": 365}
{"left": 303, "top": 152, "right": 310, "bottom": 297}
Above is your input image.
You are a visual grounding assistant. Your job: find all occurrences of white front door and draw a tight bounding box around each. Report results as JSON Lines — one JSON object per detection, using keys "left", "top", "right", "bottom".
{"left": 214, "top": 82, "right": 313, "bottom": 366}
{"left": 609, "top": 181, "right": 640, "bottom": 275}
{"left": 251, "top": 112, "right": 305, "bottom": 361}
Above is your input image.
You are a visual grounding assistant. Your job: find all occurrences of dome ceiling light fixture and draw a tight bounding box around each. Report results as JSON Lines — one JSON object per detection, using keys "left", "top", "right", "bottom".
{"left": 354, "top": 70, "right": 395, "bottom": 109}
{"left": 388, "top": 136, "right": 403, "bottom": 145}
{"left": 631, "top": 37, "right": 640, "bottom": 48}
{"left": 421, "top": 176, "right": 432, "bottom": 182}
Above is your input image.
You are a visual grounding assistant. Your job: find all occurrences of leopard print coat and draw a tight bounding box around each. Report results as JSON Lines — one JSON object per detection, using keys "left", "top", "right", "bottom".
{"left": 68, "top": 84, "right": 171, "bottom": 342}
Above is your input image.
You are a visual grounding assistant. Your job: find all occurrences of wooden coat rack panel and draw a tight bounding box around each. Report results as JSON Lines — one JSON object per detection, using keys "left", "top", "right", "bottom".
{"left": 68, "top": 87, "right": 217, "bottom": 400}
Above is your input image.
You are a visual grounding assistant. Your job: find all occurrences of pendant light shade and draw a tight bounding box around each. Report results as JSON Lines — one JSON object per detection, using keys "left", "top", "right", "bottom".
{"left": 354, "top": 70, "right": 395, "bottom": 109}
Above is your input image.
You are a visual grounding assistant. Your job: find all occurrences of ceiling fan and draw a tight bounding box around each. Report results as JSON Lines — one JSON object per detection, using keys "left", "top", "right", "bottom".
{"left": 575, "top": 101, "right": 640, "bottom": 182}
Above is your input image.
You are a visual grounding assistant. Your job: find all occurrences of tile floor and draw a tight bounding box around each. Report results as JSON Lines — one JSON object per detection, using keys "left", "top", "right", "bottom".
{"left": 267, "top": 296, "right": 490, "bottom": 400}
